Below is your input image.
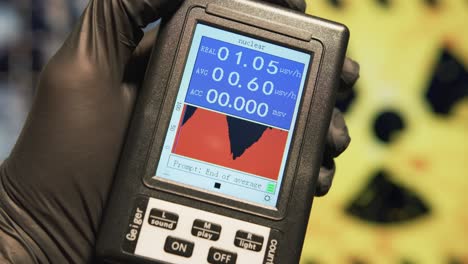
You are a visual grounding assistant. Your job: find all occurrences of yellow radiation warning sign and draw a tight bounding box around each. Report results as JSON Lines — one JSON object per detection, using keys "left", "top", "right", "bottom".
{"left": 302, "top": 0, "right": 468, "bottom": 263}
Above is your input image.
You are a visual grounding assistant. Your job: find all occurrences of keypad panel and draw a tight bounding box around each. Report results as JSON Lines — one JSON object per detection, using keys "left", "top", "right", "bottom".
{"left": 131, "top": 198, "right": 271, "bottom": 263}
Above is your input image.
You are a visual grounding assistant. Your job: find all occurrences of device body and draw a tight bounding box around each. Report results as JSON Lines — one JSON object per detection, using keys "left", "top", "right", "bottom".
{"left": 96, "top": 1, "right": 348, "bottom": 263}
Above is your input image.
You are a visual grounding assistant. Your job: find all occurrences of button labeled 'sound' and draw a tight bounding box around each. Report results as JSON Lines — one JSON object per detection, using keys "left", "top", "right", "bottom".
{"left": 148, "top": 209, "right": 178, "bottom": 230}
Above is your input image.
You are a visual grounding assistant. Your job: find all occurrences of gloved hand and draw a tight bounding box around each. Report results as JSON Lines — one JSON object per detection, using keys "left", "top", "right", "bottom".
{"left": 0, "top": 0, "right": 359, "bottom": 263}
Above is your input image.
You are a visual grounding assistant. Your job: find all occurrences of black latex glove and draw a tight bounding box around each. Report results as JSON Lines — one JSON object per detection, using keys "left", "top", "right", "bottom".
{"left": 316, "top": 57, "right": 359, "bottom": 196}
{"left": 0, "top": 0, "right": 359, "bottom": 263}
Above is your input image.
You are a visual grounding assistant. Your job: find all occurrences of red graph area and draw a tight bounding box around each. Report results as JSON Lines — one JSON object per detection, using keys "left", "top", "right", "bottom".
{"left": 172, "top": 107, "right": 288, "bottom": 180}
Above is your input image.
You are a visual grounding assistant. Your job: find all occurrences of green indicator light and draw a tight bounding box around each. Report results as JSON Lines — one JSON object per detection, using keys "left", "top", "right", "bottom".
{"left": 266, "top": 183, "right": 276, "bottom": 194}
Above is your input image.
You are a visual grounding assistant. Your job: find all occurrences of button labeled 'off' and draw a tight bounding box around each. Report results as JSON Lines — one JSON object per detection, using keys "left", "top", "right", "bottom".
{"left": 208, "top": 247, "right": 237, "bottom": 264}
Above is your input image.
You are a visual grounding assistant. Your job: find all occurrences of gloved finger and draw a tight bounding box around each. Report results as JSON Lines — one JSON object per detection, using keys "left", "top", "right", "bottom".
{"left": 339, "top": 57, "right": 360, "bottom": 94}
{"left": 314, "top": 109, "right": 350, "bottom": 196}
{"left": 134, "top": 27, "right": 160, "bottom": 62}
{"left": 315, "top": 153, "right": 336, "bottom": 197}
{"left": 326, "top": 108, "right": 351, "bottom": 158}
{"left": 285, "top": 0, "right": 307, "bottom": 12}
{"left": 123, "top": 26, "right": 160, "bottom": 90}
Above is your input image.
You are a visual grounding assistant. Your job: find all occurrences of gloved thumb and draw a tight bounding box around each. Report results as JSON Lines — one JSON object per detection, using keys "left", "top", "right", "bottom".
{"left": 54, "top": 0, "right": 183, "bottom": 80}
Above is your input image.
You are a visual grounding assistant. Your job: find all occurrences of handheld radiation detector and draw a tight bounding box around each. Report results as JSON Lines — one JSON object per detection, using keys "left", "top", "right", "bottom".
{"left": 96, "top": 0, "right": 349, "bottom": 263}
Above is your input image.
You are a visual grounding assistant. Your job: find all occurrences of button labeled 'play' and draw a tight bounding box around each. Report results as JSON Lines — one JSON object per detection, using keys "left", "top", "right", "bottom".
{"left": 191, "top": 219, "right": 221, "bottom": 241}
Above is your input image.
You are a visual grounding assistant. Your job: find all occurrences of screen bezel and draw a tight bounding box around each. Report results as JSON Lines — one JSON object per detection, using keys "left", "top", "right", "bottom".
{"left": 143, "top": 7, "right": 323, "bottom": 220}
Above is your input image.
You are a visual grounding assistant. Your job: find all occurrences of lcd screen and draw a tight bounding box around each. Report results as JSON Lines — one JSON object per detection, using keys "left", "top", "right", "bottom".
{"left": 155, "top": 24, "right": 312, "bottom": 208}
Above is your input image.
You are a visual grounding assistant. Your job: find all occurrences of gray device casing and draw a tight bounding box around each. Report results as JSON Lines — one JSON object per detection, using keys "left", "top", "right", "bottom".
{"left": 96, "top": 0, "right": 349, "bottom": 263}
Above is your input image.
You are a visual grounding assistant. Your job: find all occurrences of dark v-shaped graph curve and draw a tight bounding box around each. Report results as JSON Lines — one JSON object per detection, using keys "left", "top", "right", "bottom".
{"left": 182, "top": 105, "right": 271, "bottom": 160}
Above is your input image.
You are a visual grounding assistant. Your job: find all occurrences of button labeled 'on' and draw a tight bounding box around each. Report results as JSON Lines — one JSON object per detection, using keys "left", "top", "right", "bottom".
{"left": 164, "top": 236, "right": 194, "bottom": 258}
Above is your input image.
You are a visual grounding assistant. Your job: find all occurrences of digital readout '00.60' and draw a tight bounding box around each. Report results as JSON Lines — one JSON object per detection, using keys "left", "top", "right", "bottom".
{"left": 211, "top": 67, "right": 275, "bottom": 96}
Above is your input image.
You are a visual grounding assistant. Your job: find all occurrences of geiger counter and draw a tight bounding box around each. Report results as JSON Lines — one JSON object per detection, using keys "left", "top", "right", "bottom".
{"left": 96, "top": 0, "right": 349, "bottom": 263}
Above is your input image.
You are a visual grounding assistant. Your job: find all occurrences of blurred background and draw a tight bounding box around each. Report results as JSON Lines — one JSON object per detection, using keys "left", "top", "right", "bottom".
{"left": 0, "top": 0, "right": 467, "bottom": 263}
{"left": 0, "top": 0, "right": 88, "bottom": 158}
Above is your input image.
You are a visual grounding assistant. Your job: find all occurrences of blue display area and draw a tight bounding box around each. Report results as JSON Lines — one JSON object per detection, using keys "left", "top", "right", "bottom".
{"left": 185, "top": 36, "right": 308, "bottom": 130}
{"left": 156, "top": 24, "right": 312, "bottom": 208}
